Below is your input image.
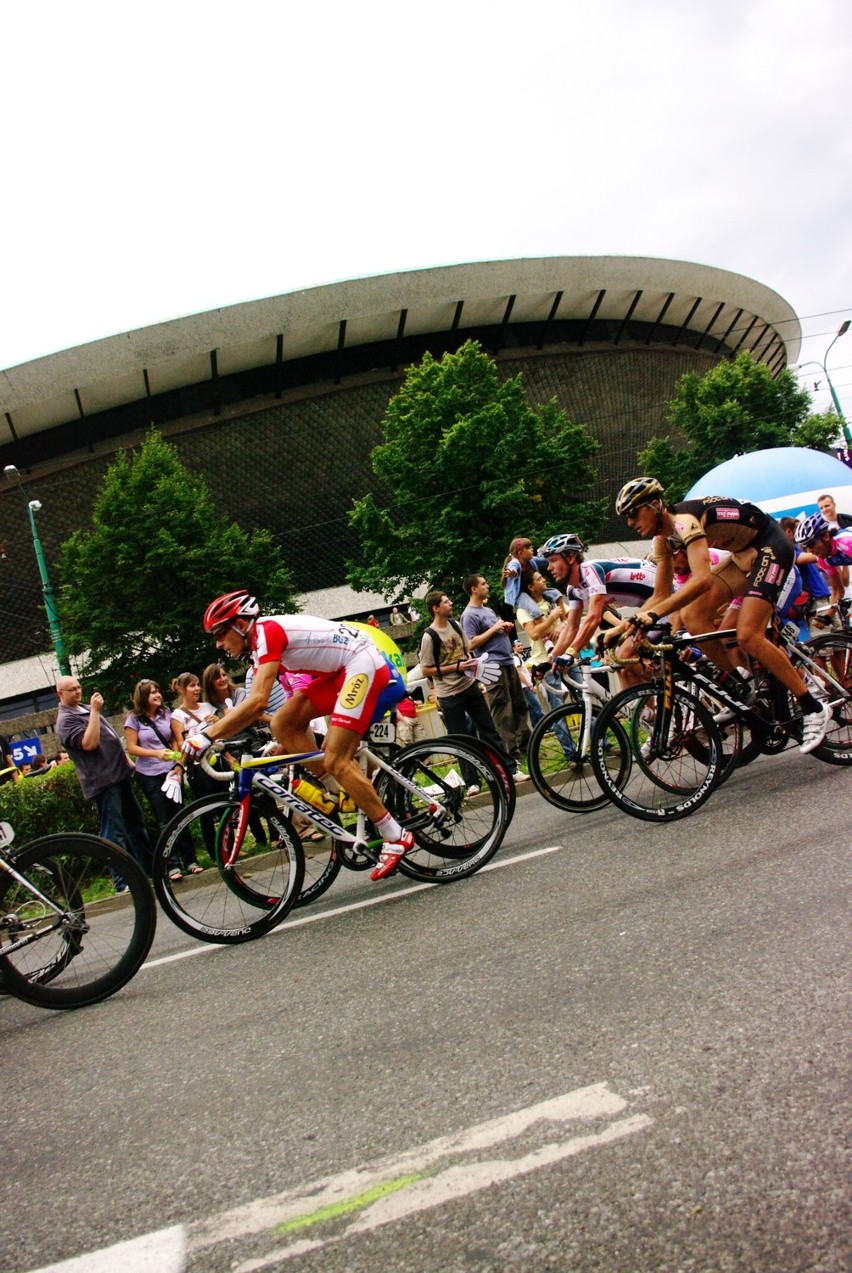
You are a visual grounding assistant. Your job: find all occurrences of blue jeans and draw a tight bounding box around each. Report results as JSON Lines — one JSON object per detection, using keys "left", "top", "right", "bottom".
{"left": 524, "top": 687, "right": 577, "bottom": 759}
{"left": 136, "top": 771, "right": 197, "bottom": 871}
{"left": 94, "top": 777, "right": 154, "bottom": 875}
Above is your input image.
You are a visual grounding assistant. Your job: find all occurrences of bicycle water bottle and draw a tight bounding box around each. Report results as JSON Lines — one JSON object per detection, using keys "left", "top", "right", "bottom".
{"left": 293, "top": 777, "right": 338, "bottom": 814}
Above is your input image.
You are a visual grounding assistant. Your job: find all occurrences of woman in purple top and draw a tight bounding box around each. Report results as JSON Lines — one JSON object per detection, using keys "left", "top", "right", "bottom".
{"left": 125, "top": 680, "right": 201, "bottom": 881}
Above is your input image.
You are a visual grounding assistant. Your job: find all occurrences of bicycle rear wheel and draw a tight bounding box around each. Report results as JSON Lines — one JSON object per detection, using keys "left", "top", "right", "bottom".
{"left": 591, "top": 683, "right": 723, "bottom": 821}
{"left": 527, "top": 702, "right": 627, "bottom": 812}
{"left": 375, "top": 738, "right": 509, "bottom": 881}
{"left": 0, "top": 834, "right": 156, "bottom": 1009}
{"left": 154, "top": 795, "right": 304, "bottom": 943}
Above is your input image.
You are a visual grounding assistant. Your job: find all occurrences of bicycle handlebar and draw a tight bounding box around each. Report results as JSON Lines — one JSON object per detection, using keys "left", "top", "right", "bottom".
{"left": 200, "top": 744, "right": 237, "bottom": 782}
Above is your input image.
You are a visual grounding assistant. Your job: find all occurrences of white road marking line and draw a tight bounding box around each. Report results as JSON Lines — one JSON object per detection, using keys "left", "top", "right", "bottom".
{"left": 237, "top": 1116, "right": 654, "bottom": 1271}
{"left": 189, "top": 1082, "right": 647, "bottom": 1255}
{"left": 26, "top": 1225, "right": 186, "bottom": 1273}
{"left": 25, "top": 1081, "right": 652, "bottom": 1273}
{"left": 143, "top": 844, "right": 564, "bottom": 969}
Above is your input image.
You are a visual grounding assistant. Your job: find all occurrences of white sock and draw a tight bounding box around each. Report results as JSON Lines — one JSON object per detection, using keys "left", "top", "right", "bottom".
{"left": 375, "top": 812, "right": 403, "bottom": 842}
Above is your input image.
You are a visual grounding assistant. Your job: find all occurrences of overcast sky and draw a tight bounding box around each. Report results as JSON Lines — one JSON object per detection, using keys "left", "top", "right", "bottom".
{"left": 2, "top": 0, "right": 851, "bottom": 414}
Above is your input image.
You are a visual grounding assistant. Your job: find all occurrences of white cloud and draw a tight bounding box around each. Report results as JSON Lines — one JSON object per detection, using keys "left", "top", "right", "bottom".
{"left": 1, "top": 0, "right": 850, "bottom": 408}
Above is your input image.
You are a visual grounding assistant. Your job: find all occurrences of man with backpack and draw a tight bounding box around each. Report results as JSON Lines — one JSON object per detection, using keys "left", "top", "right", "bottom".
{"left": 418, "top": 590, "right": 505, "bottom": 794}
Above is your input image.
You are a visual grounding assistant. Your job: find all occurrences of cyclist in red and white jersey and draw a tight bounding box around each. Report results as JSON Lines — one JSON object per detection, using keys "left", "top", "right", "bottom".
{"left": 182, "top": 591, "right": 415, "bottom": 879}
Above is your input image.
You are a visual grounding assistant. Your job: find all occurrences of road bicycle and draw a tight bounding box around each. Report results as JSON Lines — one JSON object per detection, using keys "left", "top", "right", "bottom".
{"left": 526, "top": 656, "right": 627, "bottom": 812}
{"left": 153, "top": 722, "right": 513, "bottom": 944}
{"left": 0, "top": 825, "right": 156, "bottom": 1009}
{"left": 589, "top": 620, "right": 852, "bottom": 822}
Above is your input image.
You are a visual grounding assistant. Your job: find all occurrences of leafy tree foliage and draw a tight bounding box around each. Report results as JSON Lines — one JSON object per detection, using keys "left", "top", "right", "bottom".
{"left": 638, "top": 352, "right": 834, "bottom": 501}
{"left": 58, "top": 430, "right": 296, "bottom": 704}
{"left": 348, "top": 340, "right": 605, "bottom": 599}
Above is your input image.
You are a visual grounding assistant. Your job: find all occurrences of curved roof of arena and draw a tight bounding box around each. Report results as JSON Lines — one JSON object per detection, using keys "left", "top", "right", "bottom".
{"left": 0, "top": 255, "right": 799, "bottom": 455}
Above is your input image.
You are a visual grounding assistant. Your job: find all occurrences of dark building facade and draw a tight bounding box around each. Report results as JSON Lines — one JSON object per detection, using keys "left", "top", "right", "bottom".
{"left": 0, "top": 257, "right": 800, "bottom": 670}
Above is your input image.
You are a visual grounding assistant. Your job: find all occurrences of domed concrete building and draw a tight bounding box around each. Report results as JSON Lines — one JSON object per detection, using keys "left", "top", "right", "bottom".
{"left": 0, "top": 255, "right": 800, "bottom": 708}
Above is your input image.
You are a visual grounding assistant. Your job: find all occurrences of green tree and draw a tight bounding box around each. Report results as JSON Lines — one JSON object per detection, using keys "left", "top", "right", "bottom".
{"left": 638, "top": 352, "right": 832, "bottom": 500}
{"left": 348, "top": 340, "right": 605, "bottom": 598}
{"left": 58, "top": 430, "right": 296, "bottom": 703}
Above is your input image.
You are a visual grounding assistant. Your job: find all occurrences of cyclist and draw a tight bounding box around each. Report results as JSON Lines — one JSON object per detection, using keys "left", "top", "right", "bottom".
{"left": 182, "top": 592, "right": 415, "bottom": 880}
{"left": 538, "top": 532, "right": 656, "bottom": 683}
{"left": 609, "top": 477, "right": 832, "bottom": 754}
{"left": 795, "top": 511, "right": 852, "bottom": 607}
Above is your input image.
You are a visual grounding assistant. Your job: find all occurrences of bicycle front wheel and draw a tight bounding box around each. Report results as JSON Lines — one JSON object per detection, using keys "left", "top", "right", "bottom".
{"left": 0, "top": 834, "right": 156, "bottom": 1009}
{"left": 592, "top": 683, "right": 723, "bottom": 821}
{"left": 154, "top": 795, "right": 304, "bottom": 943}
{"left": 795, "top": 634, "right": 852, "bottom": 764}
{"left": 375, "top": 738, "right": 510, "bottom": 881}
{"left": 527, "top": 702, "right": 627, "bottom": 812}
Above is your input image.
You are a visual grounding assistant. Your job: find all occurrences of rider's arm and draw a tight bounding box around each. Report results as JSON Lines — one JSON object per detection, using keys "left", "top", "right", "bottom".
{"left": 202, "top": 661, "right": 280, "bottom": 741}
{"left": 569, "top": 593, "right": 608, "bottom": 654}
{"left": 643, "top": 536, "right": 712, "bottom": 622}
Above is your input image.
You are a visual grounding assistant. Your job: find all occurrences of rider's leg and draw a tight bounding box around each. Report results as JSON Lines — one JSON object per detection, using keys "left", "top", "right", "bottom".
{"left": 735, "top": 596, "right": 809, "bottom": 696}
{"left": 680, "top": 574, "right": 741, "bottom": 674}
{"left": 270, "top": 694, "right": 324, "bottom": 764}
{"left": 321, "top": 724, "right": 392, "bottom": 825}
{"left": 272, "top": 683, "right": 403, "bottom": 828}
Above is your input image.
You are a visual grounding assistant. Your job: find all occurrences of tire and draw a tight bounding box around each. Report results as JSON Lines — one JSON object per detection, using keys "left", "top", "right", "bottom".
{"left": 591, "top": 682, "right": 723, "bottom": 821}
{"left": 440, "top": 733, "right": 518, "bottom": 824}
{"left": 527, "top": 702, "right": 627, "bottom": 812}
{"left": 796, "top": 634, "right": 852, "bottom": 765}
{"left": 153, "top": 795, "right": 304, "bottom": 943}
{"left": 374, "top": 737, "right": 509, "bottom": 881}
{"left": 0, "top": 834, "right": 156, "bottom": 1009}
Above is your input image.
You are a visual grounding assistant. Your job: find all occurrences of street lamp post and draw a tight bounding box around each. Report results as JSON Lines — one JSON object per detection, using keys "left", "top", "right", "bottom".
{"left": 822, "top": 320, "right": 851, "bottom": 444}
{"left": 3, "top": 465, "right": 71, "bottom": 675}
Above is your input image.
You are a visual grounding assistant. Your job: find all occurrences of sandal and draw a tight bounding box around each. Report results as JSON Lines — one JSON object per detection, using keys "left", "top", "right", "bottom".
{"left": 168, "top": 868, "right": 183, "bottom": 882}
{"left": 304, "top": 830, "right": 326, "bottom": 843}
{"left": 185, "top": 863, "right": 204, "bottom": 875}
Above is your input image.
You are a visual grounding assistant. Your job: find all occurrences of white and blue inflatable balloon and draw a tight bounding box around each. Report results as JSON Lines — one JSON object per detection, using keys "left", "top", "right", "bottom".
{"left": 685, "top": 446, "right": 852, "bottom": 520}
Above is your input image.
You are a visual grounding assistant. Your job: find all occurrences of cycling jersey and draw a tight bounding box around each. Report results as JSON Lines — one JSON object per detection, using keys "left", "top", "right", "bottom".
{"left": 823, "top": 529, "right": 852, "bottom": 568}
{"left": 566, "top": 558, "right": 657, "bottom": 610}
{"left": 251, "top": 616, "right": 397, "bottom": 732}
{"left": 657, "top": 498, "right": 791, "bottom": 607}
{"left": 673, "top": 548, "right": 729, "bottom": 589}
{"left": 669, "top": 497, "right": 772, "bottom": 554}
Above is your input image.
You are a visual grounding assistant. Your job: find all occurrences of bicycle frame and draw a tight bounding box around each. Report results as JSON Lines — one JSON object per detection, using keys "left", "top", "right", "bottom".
{"left": 0, "top": 849, "right": 75, "bottom": 959}
{"left": 204, "top": 737, "right": 453, "bottom": 864}
{"left": 636, "top": 622, "right": 849, "bottom": 744}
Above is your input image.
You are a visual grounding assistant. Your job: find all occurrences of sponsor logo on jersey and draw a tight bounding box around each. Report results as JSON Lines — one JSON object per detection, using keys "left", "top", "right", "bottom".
{"left": 715, "top": 507, "right": 741, "bottom": 520}
{"left": 340, "top": 673, "right": 369, "bottom": 710}
{"left": 766, "top": 563, "right": 783, "bottom": 585}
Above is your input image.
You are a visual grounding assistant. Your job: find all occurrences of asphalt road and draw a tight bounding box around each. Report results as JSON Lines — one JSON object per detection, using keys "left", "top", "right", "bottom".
{"left": 2, "top": 748, "right": 850, "bottom": 1273}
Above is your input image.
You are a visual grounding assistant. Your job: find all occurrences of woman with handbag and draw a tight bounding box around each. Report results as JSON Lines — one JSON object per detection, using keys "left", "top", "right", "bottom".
{"left": 125, "top": 679, "right": 202, "bottom": 881}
